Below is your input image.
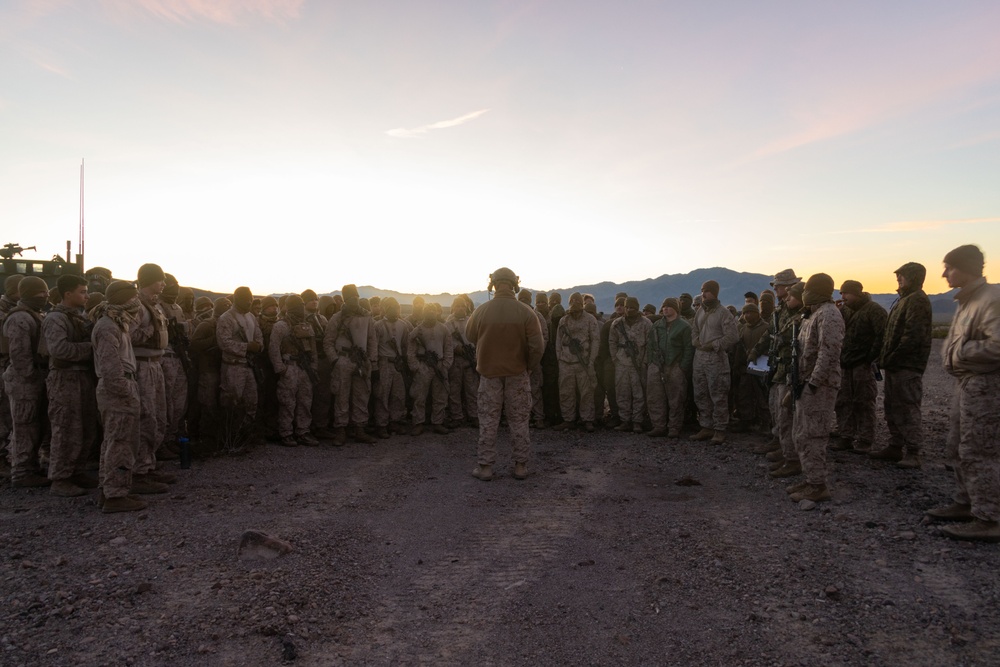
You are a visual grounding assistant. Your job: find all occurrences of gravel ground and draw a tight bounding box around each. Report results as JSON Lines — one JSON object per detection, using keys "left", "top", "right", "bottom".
{"left": 2, "top": 340, "right": 999, "bottom": 666}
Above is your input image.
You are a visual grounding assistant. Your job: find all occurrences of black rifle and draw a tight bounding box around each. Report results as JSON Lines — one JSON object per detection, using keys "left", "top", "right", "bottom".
{"left": 236, "top": 326, "right": 265, "bottom": 386}
{"left": 387, "top": 332, "right": 411, "bottom": 384}
{"left": 451, "top": 329, "right": 477, "bottom": 369}
{"left": 288, "top": 330, "right": 320, "bottom": 385}
{"left": 765, "top": 309, "right": 780, "bottom": 384}
{"left": 416, "top": 332, "right": 447, "bottom": 382}
{"left": 167, "top": 317, "right": 192, "bottom": 377}
{"left": 615, "top": 318, "right": 643, "bottom": 374}
{"left": 790, "top": 319, "right": 802, "bottom": 407}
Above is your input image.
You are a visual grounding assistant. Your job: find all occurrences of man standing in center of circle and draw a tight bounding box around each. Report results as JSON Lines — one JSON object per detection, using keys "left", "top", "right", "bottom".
{"left": 466, "top": 267, "right": 544, "bottom": 481}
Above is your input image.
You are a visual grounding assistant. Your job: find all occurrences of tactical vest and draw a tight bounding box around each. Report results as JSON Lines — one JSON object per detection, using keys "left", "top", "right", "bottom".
{"left": 0, "top": 306, "right": 47, "bottom": 367}
{"left": 280, "top": 321, "right": 315, "bottom": 356}
{"left": 135, "top": 300, "right": 169, "bottom": 350}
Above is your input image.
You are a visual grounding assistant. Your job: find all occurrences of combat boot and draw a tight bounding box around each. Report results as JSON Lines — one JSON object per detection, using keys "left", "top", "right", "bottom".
{"left": 297, "top": 433, "right": 319, "bottom": 446}
{"left": 354, "top": 425, "right": 377, "bottom": 444}
{"left": 710, "top": 430, "right": 726, "bottom": 444}
{"left": 471, "top": 464, "right": 493, "bottom": 481}
{"left": 897, "top": 453, "right": 922, "bottom": 469}
{"left": 148, "top": 470, "right": 177, "bottom": 484}
{"left": 50, "top": 479, "right": 88, "bottom": 497}
{"left": 765, "top": 449, "right": 784, "bottom": 462}
{"left": 606, "top": 415, "right": 622, "bottom": 429}
{"left": 666, "top": 430, "right": 680, "bottom": 439}
{"left": 280, "top": 435, "right": 299, "bottom": 447}
{"left": 850, "top": 440, "right": 872, "bottom": 455}
{"left": 941, "top": 519, "right": 1000, "bottom": 543}
{"left": 785, "top": 480, "right": 810, "bottom": 495}
{"left": 130, "top": 476, "right": 169, "bottom": 494}
{"left": 513, "top": 462, "right": 528, "bottom": 480}
{"left": 925, "top": 502, "right": 973, "bottom": 522}
{"left": 689, "top": 428, "right": 714, "bottom": 442}
{"left": 829, "top": 435, "right": 853, "bottom": 451}
{"left": 753, "top": 438, "right": 780, "bottom": 454}
{"left": 374, "top": 426, "right": 390, "bottom": 439}
{"left": 102, "top": 495, "right": 148, "bottom": 513}
{"left": 551, "top": 421, "right": 573, "bottom": 432}
{"left": 614, "top": 421, "right": 633, "bottom": 432}
{"left": 583, "top": 421, "right": 595, "bottom": 433}
{"left": 532, "top": 419, "right": 547, "bottom": 429}
{"left": 332, "top": 427, "right": 348, "bottom": 446}
{"left": 431, "top": 424, "right": 451, "bottom": 435}
{"left": 790, "top": 483, "right": 831, "bottom": 503}
{"left": 71, "top": 472, "right": 99, "bottom": 489}
{"left": 869, "top": 445, "right": 903, "bottom": 462}
{"left": 409, "top": 424, "right": 424, "bottom": 437}
{"left": 632, "top": 423, "right": 644, "bottom": 434}
{"left": 646, "top": 428, "right": 668, "bottom": 438}
{"left": 12, "top": 474, "right": 52, "bottom": 488}
{"left": 768, "top": 459, "right": 786, "bottom": 471}
{"left": 769, "top": 460, "right": 802, "bottom": 478}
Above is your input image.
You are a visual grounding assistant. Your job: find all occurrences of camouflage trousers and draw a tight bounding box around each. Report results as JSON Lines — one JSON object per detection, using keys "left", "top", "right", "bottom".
{"left": 946, "top": 373, "right": 1000, "bottom": 522}
{"left": 448, "top": 358, "right": 479, "bottom": 422}
{"left": 161, "top": 354, "right": 188, "bottom": 446}
{"left": 598, "top": 358, "right": 618, "bottom": 421}
{"left": 96, "top": 379, "right": 140, "bottom": 499}
{"left": 197, "top": 368, "right": 220, "bottom": 441}
{"left": 615, "top": 362, "right": 646, "bottom": 425}
{"left": 772, "top": 383, "right": 796, "bottom": 461}
{"left": 736, "top": 373, "right": 769, "bottom": 430}
{"left": 476, "top": 372, "right": 531, "bottom": 466}
{"left": 375, "top": 358, "right": 407, "bottom": 427}
{"left": 46, "top": 370, "right": 98, "bottom": 481}
{"left": 410, "top": 365, "right": 447, "bottom": 426}
{"left": 135, "top": 359, "right": 166, "bottom": 476}
{"left": 646, "top": 363, "right": 686, "bottom": 434}
{"left": 312, "top": 356, "right": 333, "bottom": 430}
{"left": 835, "top": 364, "right": 878, "bottom": 446}
{"left": 558, "top": 362, "right": 596, "bottom": 423}
{"left": 5, "top": 378, "right": 45, "bottom": 480}
{"left": 220, "top": 361, "right": 258, "bottom": 419}
{"left": 529, "top": 363, "right": 544, "bottom": 422}
{"left": 693, "top": 349, "right": 731, "bottom": 431}
{"left": 793, "top": 384, "right": 838, "bottom": 485}
{"left": 277, "top": 362, "right": 313, "bottom": 437}
{"left": 0, "top": 368, "right": 10, "bottom": 459}
{"left": 883, "top": 369, "right": 923, "bottom": 454}
{"left": 331, "top": 359, "right": 371, "bottom": 428}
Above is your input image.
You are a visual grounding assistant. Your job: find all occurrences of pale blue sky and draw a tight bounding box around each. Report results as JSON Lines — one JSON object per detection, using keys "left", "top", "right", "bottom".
{"left": 2, "top": 0, "right": 998, "bottom": 294}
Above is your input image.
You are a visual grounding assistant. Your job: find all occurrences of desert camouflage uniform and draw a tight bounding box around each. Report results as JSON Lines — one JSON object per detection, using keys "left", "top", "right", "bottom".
{"left": 375, "top": 317, "right": 412, "bottom": 428}
{"left": 2, "top": 306, "right": 47, "bottom": 481}
{"left": 793, "top": 301, "right": 845, "bottom": 485}
{"left": 307, "top": 311, "right": 332, "bottom": 434}
{"left": 645, "top": 317, "right": 693, "bottom": 434}
{"left": 691, "top": 300, "right": 739, "bottom": 431}
{"left": 734, "top": 316, "right": 769, "bottom": 430}
{"left": 835, "top": 294, "right": 887, "bottom": 447}
{"left": 555, "top": 311, "right": 600, "bottom": 422}
{"left": 130, "top": 292, "right": 168, "bottom": 475}
{"left": 446, "top": 314, "right": 479, "bottom": 423}
{"left": 42, "top": 305, "right": 97, "bottom": 482}
{"left": 216, "top": 307, "right": 264, "bottom": 418}
{"left": 324, "top": 308, "right": 377, "bottom": 429}
{"left": 92, "top": 314, "right": 140, "bottom": 499}
{"left": 257, "top": 310, "right": 280, "bottom": 437}
{"left": 0, "top": 293, "right": 19, "bottom": 461}
{"left": 942, "top": 278, "right": 1000, "bottom": 521}
{"left": 595, "top": 316, "right": 620, "bottom": 424}
{"left": 159, "top": 299, "right": 189, "bottom": 448}
{"left": 755, "top": 304, "right": 804, "bottom": 462}
{"left": 610, "top": 315, "right": 652, "bottom": 425}
{"left": 269, "top": 319, "right": 316, "bottom": 439}
{"left": 529, "top": 307, "right": 549, "bottom": 423}
{"left": 880, "top": 271, "right": 933, "bottom": 456}
{"left": 407, "top": 322, "right": 453, "bottom": 426}
{"left": 189, "top": 315, "right": 223, "bottom": 442}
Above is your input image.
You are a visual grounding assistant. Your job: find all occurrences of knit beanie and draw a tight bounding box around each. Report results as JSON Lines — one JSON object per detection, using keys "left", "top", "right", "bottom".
{"left": 106, "top": 280, "right": 138, "bottom": 305}
{"left": 700, "top": 280, "right": 720, "bottom": 298}
{"left": 839, "top": 280, "right": 863, "bottom": 297}
{"left": 943, "top": 245, "right": 985, "bottom": 277}
{"left": 661, "top": 297, "right": 679, "bottom": 313}
{"left": 137, "top": 263, "right": 165, "bottom": 288}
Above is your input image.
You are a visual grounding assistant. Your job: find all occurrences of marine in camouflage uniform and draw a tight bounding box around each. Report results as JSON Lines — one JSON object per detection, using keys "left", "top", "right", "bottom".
{"left": 407, "top": 302, "right": 453, "bottom": 435}
{"left": 2, "top": 276, "right": 51, "bottom": 487}
{"left": 216, "top": 287, "right": 265, "bottom": 429}
{"left": 323, "top": 284, "right": 378, "bottom": 445}
{"left": 690, "top": 280, "right": 739, "bottom": 443}
{"left": 91, "top": 281, "right": 147, "bottom": 512}
{"left": 157, "top": 274, "right": 189, "bottom": 460}
{"left": 129, "top": 264, "right": 170, "bottom": 484}
{"left": 595, "top": 298, "right": 625, "bottom": 428}
{"left": 43, "top": 275, "right": 98, "bottom": 497}
{"left": 609, "top": 296, "right": 652, "bottom": 433}
{"left": 553, "top": 292, "right": 600, "bottom": 430}
{"left": 541, "top": 292, "right": 565, "bottom": 424}
{"left": 189, "top": 298, "right": 230, "bottom": 445}
{"left": 466, "top": 267, "right": 544, "bottom": 481}
{"left": 302, "top": 289, "right": 333, "bottom": 439}
{"left": 762, "top": 282, "right": 806, "bottom": 478}
{"left": 929, "top": 245, "right": 1000, "bottom": 542}
{"left": 832, "top": 280, "right": 887, "bottom": 454}
{"left": 518, "top": 290, "right": 549, "bottom": 429}
{"left": 445, "top": 297, "right": 479, "bottom": 427}
{"left": 732, "top": 303, "right": 769, "bottom": 434}
{"left": 0, "top": 275, "right": 23, "bottom": 470}
{"left": 871, "top": 262, "right": 933, "bottom": 467}
{"left": 645, "top": 298, "right": 693, "bottom": 438}
{"left": 788, "top": 274, "right": 845, "bottom": 503}
{"left": 373, "top": 297, "right": 412, "bottom": 438}
{"left": 268, "top": 294, "right": 318, "bottom": 447}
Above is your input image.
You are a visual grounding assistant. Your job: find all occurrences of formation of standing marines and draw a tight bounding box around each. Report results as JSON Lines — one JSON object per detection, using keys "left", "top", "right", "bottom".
{"left": 1, "top": 245, "right": 997, "bottom": 542}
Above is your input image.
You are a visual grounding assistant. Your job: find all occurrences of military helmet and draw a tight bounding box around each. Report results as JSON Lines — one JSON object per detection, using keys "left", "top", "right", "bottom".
{"left": 489, "top": 267, "right": 519, "bottom": 293}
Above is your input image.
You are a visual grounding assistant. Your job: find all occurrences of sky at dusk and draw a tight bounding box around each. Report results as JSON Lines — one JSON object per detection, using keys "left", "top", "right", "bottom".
{"left": 2, "top": 0, "right": 999, "bottom": 297}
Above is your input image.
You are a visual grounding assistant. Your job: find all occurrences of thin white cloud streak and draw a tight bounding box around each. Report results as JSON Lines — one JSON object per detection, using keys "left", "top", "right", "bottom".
{"left": 385, "top": 108, "right": 491, "bottom": 139}
{"left": 100, "top": 0, "right": 303, "bottom": 25}
{"left": 947, "top": 130, "right": 1000, "bottom": 150}
{"left": 826, "top": 217, "right": 1000, "bottom": 234}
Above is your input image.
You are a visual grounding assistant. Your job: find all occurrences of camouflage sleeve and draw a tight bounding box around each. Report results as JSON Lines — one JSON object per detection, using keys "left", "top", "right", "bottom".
{"left": 588, "top": 316, "right": 601, "bottom": 366}
{"left": 809, "top": 308, "right": 845, "bottom": 388}
{"left": 608, "top": 320, "right": 621, "bottom": 359}
{"left": 958, "top": 293, "right": 1000, "bottom": 369}
{"left": 189, "top": 321, "right": 215, "bottom": 354}
{"left": 4, "top": 313, "right": 39, "bottom": 380}
{"left": 322, "top": 315, "right": 339, "bottom": 361}
{"left": 405, "top": 328, "right": 419, "bottom": 371}
{"left": 43, "top": 313, "right": 92, "bottom": 362}
{"left": 526, "top": 310, "right": 544, "bottom": 369}
{"left": 269, "top": 321, "right": 287, "bottom": 375}
{"left": 129, "top": 305, "right": 153, "bottom": 346}
{"left": 92, "top": 323, "right": 130, "bottom": 398}
{"left": 719, "top": 310, "right": 739, "bottom": 352}
{"left": 441, "top": 325, "right": 454, "bottom": 370}
{"left": 366, "top": 317, "right": 378, "bottom": 364}
{"left": 216, "top": 314, "right": 246, "bottom": 358}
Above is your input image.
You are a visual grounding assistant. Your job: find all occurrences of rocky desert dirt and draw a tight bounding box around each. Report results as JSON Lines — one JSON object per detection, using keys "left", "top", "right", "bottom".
{"left": 2, "top": 340, "right": 998, "bottom": 666}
